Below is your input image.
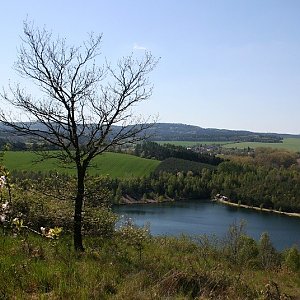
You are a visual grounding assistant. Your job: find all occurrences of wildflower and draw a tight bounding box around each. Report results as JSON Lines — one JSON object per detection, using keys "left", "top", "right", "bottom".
{"left": 40, "top": 227, "right": 46, "bottom": 235}
{"left": 0, "top": 214, "right": 6, "bottom": 223}
{"left": 40, "top": 226, "right": 62, "bottom": 239}
{"left": 1, "top": 201, "right": 9, "bottom": 211}
{"left": 47, "top": 227, "right": 62, "bottom": 239}
{"left": 12, "top": 217, "right": 23, "bottom": 229}
{"left": 0, "top": 176, "right": 6, "bottom": 188}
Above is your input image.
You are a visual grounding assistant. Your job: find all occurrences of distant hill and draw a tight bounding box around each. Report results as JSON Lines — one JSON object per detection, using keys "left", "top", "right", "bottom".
{"left": 1, "top": 122, "right": 299, "bottom": 146}
{"left": 145, "top": 123, "right": 300, "bottom": 142}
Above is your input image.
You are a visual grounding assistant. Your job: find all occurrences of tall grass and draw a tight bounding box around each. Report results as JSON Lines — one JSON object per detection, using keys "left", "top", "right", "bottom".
{"left": 0, "top": 231, "right": 299, "bottom": 299}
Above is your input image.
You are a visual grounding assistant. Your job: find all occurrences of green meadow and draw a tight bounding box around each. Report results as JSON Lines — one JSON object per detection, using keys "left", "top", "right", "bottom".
{"left": 3, "top": 151, "right": 160, "bottom": 178}
{"left": 223, "top": 137, "right": 300, "bottom": 152}
{"left": 157, "top": 138, "right": 300, "bottom": 152}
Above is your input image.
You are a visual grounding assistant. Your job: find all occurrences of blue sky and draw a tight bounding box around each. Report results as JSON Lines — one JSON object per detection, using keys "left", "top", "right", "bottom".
{"left": 1, "top": 0, "right": 300, "bottom": 134}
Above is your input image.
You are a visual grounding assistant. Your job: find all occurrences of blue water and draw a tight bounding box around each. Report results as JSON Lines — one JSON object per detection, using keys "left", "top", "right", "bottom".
{"left": 113, "top": 200, "right": 300, "bottom": 250}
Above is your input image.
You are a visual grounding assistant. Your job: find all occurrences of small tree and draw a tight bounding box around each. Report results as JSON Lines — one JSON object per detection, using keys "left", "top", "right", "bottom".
{"left": 224, "top": 220, "right": 246, "bottom": 264}
{"left": 258, "top": 232, "right": 278, "bottom": 269}
{"left": 284, "top": 246, "right": 300, "bottom": 271}
{"left": 0, "top": 21, "right": 158, "bottom": 251}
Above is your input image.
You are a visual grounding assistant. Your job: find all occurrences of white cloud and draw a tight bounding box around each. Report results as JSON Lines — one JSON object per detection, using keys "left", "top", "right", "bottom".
{"left": 133, "top": 43, "right": 147, "bottom": 50}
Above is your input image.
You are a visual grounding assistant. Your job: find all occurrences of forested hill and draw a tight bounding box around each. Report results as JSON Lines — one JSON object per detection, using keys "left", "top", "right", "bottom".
{"left": 1, "top": 122, "right": 300, "bottom": 148}
{"left": 145, "top": 123, "right": 299, "bottom": 142}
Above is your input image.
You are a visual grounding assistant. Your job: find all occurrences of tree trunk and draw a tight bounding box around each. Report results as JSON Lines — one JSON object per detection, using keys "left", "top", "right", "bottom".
{"left": 74, "top": 165, "right": 85, "bottom": 251}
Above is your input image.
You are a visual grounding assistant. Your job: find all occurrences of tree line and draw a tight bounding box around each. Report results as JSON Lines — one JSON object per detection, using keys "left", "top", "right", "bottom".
{"left": 134, "top": 141, "right": 223, "bottom": 165}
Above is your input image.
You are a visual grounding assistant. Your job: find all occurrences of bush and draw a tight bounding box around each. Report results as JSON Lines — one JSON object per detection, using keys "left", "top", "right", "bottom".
{"left": 284, "top": 246, "right": 300, "bottom": 271}
{"left": 238, "top": 235, "right": 259, "bottom": 268}
{"left": 83, "top": 206, "right": 119, "bottom": 238}
{"left": 258, "top": 232, "right": 280, "bottom": 270}
{"left": 118, "top": 220, "right": 150, "bottom": 260}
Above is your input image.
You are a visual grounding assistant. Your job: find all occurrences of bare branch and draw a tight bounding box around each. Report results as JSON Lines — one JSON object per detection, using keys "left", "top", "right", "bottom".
{"left": 0, "top": 21, "right": 158, "bottom": 251}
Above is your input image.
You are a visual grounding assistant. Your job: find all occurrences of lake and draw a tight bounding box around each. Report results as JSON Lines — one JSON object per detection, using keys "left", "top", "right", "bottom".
{"left": 113, "top": 200, "right": 300, "bottom": 250}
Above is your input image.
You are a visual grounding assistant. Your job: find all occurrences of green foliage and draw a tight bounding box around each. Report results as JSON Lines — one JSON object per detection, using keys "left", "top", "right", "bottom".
{"left": 258, "top": 232, "right": 279, "bottom": 270}
{"left": 238, "top": 235, "right": 259, "bottom": 268}
{"left": 12, "top": 191, "right": 74, "bottom": 231}
{"left": 154, "top": 157, "right": 215, "bottom": 175}
{"left": 222, "top": 222, "right": 282, "bottom": 271}
{"left": 83, "top": 206, "right": 119, "bottom": 238}
{"left": 223, "top": 221, "right": 259, "bottom": 267}
{"left": 283, "top": 246, "right": 300, "bottom": 271}
{"left": 85, "top": 176, "right": 116, "bottom": 205}
{"left": 135, "top": 141, "right": 223, "bottom": 165}
{"left": 118, "top": 220, "right": 150, "bottom": 260}
{"left": 254, "top": 147, "right": 298, "bottom": 168}
{"left": 211, "top": 160, "right": 300, "bottom": 212}
{"left": 1, "top": 199, "right": 63, "bottom": 241}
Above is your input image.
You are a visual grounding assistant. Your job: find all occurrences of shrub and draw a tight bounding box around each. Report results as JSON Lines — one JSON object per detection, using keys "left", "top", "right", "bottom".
{"left": 118, "top": 220, "right": 150, "bottom": 260}
{"left": 284, "top": 246, "right": 300, "bottom": 271}
{"left": 258, "top": 232, "right": 280, "bottom": 270}
{"left": 83, "top": 206, "right": 119, "bottom": 238}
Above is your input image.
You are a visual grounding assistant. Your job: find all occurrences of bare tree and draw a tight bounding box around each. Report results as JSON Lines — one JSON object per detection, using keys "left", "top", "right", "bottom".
{"left": 0, "top": 21, "right": 158, "bottom": 251}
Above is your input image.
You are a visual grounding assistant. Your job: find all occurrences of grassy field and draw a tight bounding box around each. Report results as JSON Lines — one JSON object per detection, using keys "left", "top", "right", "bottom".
{"left": 223, "top": 137, "right": 300, "bottom": 152}
{"left": 157, "top": 138, "right": 300, "bottom": 152}
{"left": 156, "top": 140, "right": 230, "bottom": 147}
{"left": 2, "top": 151, "right": 160, "bottom": 178}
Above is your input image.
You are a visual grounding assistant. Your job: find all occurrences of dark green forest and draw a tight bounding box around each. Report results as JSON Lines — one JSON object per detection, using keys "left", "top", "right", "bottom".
{"left": 134, "top": 141, "right": 223, "bottom": 165}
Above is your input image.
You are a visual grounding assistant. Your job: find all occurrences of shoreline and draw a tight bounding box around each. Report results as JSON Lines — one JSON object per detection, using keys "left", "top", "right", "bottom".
{"left": 214, "top": 197, "right": 300, "bottom": 218}
{"left": 118, "top": 195, "right": 175, "bottom": 205}
{"left": 117, "top": 195, "right": 300, "bottom": 218}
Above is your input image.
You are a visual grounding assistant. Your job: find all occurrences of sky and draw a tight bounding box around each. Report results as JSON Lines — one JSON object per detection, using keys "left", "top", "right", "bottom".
{"left": 1, "top": 0, "right": 300, "bottom": 134}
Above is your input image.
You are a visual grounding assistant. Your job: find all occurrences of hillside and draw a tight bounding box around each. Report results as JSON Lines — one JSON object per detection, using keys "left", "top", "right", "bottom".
{"left": 1, "top": 122, "right": 300, "bottom": 149}
{"left": 3, "top": 151, "right": 160, "bottom": 178}
{"left": 146, "top": 123, "right": 300, "bottom": 142}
